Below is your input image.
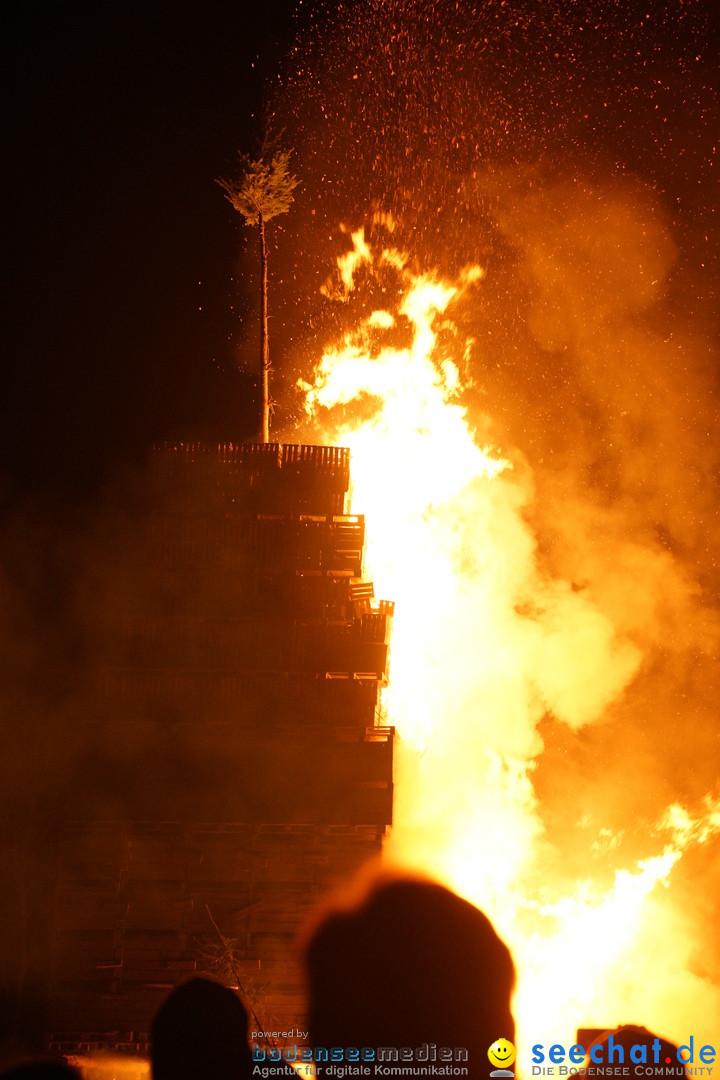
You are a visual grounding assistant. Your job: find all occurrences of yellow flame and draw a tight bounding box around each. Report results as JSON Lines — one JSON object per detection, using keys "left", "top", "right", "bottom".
{"left": 298, "top": 229, "right": 720, "bottom": 1053}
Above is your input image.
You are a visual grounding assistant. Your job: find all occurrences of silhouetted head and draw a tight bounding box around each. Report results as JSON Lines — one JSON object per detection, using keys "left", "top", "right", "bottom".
{"left": 151, "top": 977, "right": 253, "bottom": 1080}
{"left": 586, "top": 1027, "right": 687, "bottom": 1078}
{"left": 305, "top": 873, "right": 515, "bottom": 1065}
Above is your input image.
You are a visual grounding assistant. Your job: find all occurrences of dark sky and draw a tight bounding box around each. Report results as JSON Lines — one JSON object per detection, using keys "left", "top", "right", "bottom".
{"left": 5, "top": 1, "right": 305, "bottom": 498}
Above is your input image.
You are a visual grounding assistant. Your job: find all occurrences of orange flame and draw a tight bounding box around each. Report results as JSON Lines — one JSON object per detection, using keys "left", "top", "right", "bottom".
{"left": 298, "top": 226, "right": 720, "bottom": 1053}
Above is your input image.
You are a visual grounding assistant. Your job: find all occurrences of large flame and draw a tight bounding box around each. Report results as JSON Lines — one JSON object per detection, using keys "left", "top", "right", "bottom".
{"left": 298, "top": 225, "right": 720, "bottom": 1053}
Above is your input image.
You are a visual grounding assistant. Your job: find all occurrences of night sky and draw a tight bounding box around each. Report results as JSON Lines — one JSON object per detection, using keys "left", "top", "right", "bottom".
{"left": 5, "top": 1, "right": 305, "bottom": 498}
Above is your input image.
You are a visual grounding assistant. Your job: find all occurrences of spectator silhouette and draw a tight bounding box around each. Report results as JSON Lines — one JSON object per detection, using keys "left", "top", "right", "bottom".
{"left": 150, "top": 976, "right": 254, "bottom": 1080}
{"left": 304, "top": 872, "right": 515, "bottom": 1074}
{"left": 585, "top": 1027, "right": 688, "bottom": 1077}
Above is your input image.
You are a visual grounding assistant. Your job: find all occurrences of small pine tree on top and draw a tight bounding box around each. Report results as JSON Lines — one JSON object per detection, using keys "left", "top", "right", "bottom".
{"left": 217, "top": 141, "right": 299, "bottom": 442}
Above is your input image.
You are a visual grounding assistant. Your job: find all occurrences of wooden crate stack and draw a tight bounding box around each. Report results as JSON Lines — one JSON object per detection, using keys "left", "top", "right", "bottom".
{"left": 48, "top": 444, "right": 394, "bottom": 1053}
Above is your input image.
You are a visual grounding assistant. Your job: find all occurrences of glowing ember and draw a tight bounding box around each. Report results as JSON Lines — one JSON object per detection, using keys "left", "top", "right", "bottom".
{"left": 298, "top": 228, "right": 720, "bottom": 1051}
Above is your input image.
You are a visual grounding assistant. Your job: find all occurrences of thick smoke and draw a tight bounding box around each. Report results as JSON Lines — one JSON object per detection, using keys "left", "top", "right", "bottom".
{"left": 467, "top": 165, "right": 720, "bottom": 813}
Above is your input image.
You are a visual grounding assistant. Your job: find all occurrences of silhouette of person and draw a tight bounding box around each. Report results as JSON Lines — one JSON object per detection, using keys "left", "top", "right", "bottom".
{"left": 585, "top": 1026, "right": 688, "bottom": 1077}
{"left": 150, "top": 976, "right": 254, "bottom": 1080}
{"left": 304, "top": 872, "right": 515, "bottom": 1075}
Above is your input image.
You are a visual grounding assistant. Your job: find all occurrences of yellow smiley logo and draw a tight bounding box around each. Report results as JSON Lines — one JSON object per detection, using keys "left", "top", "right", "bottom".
{"left": 488, "top": 1039, "right": 516, "bottom": 1069}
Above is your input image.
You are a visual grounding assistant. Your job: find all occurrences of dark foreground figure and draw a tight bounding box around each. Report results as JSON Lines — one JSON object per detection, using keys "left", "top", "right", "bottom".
{"left": 585, "top": 1027, "right": 688, "bottom": 1078}
{"left": 305, "top": 872, "right": 515, "bottom": 1076}
{"left": 151, "top": 977, "right": 254, "bottom": 1080}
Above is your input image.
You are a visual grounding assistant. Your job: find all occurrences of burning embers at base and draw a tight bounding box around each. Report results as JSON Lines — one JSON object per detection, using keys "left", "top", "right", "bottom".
{"left": 297, "top": 222, "right": 720, "bottom": 1049}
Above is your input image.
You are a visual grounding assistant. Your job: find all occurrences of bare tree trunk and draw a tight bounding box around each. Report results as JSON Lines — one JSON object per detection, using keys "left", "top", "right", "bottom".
{"left": 259, "top": 211, "right": 270, "bottom": 443}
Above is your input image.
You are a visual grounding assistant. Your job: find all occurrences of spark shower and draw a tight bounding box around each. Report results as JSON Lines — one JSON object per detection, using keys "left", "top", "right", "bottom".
{"left": 266, "top": 0, "right": 720, "bottom": 1049}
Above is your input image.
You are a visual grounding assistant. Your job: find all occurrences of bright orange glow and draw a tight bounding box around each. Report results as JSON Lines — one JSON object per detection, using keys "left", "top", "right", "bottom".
{"left": 298, "top": 229, "right": 720, "bottom": 1053}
